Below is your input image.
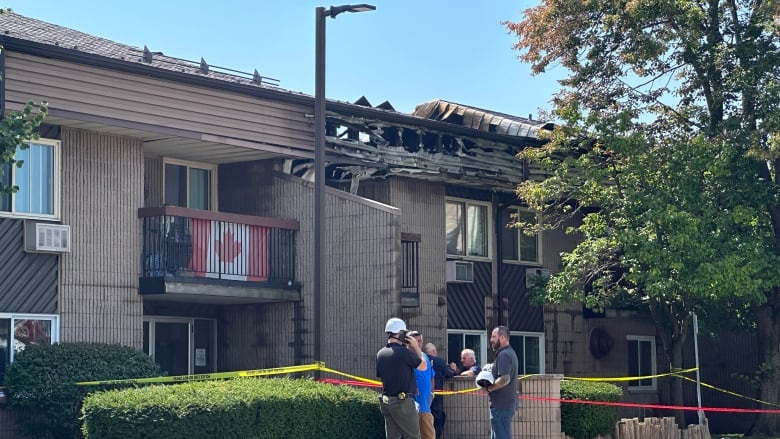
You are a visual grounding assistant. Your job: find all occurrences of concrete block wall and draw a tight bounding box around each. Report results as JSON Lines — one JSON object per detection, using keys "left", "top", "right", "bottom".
{"left": 59, "top": 127, "right": 145, "bottom": 348}
{"left": 443, "top": 375, "right": 564, "bottom": 438}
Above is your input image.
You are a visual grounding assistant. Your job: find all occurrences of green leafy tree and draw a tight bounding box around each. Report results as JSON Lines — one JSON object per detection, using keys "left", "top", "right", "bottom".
{"left": 506, "top": 0, "right": 780, "bottom": 433}
{"left": 0, "top": 9, "right": 48, "bottom": 195}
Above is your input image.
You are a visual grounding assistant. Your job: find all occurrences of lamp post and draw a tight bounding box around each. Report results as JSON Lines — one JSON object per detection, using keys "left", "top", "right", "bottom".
{"left": 314, "top": 4, "right": 376, "bottom": 366}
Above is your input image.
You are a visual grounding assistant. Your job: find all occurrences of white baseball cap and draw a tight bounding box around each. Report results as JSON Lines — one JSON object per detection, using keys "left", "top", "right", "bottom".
{"left": 385, "top": 317, "right": 407, "bottom": 333}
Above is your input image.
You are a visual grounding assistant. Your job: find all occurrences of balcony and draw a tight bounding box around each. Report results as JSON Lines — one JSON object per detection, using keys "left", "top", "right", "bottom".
{"left": 138, "top": 206, "right": 300, "bottom": 304}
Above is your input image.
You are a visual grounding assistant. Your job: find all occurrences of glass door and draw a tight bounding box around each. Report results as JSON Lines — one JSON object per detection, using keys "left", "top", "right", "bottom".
{"left": 143, "top": 317, "right": 217, "bottom": 375}
{"left": 154, "top": 321, "right": 190, "bottom": 376}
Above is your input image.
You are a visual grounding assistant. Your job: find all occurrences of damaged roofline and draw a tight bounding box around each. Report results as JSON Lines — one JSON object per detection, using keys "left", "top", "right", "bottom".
{"left": 0, "top": 35, "right": 546, "bottom": 149}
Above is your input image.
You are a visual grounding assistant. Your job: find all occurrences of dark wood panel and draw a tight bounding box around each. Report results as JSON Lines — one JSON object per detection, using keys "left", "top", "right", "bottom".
{"left": 0, "top": 218, "right": 57, "bottom": 313}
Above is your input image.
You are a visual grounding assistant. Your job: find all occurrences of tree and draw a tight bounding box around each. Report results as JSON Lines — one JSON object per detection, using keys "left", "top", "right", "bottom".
{"left": 506, "top": 0, "right": 780, "bottom": 433}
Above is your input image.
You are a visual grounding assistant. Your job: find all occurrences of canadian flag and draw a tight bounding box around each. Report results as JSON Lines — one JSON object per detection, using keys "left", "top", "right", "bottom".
{"left": 190, "top": 219, "right": 269, "bottom": 281}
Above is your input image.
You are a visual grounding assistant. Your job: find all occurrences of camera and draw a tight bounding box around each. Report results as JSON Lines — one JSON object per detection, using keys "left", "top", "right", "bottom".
{"left": 396, "top": 332, "right": 409, "bottom": 344}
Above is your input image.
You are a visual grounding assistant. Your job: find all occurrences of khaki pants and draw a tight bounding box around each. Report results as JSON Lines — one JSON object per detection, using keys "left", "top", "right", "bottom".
{"left": 379, "top": 394, "right": 420, "bottom": 439}
{"left": 419, "top": 412, "right": 435, "bottom": 439}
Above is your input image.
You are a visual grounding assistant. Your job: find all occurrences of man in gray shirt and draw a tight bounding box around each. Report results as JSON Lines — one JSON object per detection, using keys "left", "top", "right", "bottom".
{"left": 482, "top": 326, "right": 518, "bottom": 439}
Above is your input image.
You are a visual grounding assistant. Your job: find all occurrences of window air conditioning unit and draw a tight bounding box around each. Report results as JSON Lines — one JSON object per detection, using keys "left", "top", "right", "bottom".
{"left": 446, "top": 260, "right": 474, "bottom": 283}
{"left": 24, "top": 221, "right": 71, "bottom": 253}
{"left": 525, "top": 267, "right": 551, "bottom": 288}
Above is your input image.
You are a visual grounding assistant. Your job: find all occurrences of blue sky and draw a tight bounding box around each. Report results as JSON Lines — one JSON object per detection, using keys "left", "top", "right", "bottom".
{"left": 3, "top": 0, "right": 564, "bottom": 117}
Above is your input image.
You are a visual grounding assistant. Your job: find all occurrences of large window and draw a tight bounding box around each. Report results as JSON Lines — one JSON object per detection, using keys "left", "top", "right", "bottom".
{"left": 447, "top": 330, "right": 487, "bottom": 368}
{"left": 164, "top": 160, "right": 216, "bottom": 210}
{"left": 509, "top": 332, "right": 545, "bottom": 374}
{"left": 0, "top": 139, "right": 60, "bottom": 219}
{"left": 501, "top": 207, "right": 541, "bottom": 264}
{"left": 0, "top": 314, "right": 59, "bottom": 382}
{"left": 627, "top": 335, "right": 657, "bottom": 390}
{"left": 445, "top": 198, "right": 490, "bottom": 258}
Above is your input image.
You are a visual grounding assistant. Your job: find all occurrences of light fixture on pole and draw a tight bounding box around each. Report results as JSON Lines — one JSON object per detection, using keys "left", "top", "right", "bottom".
{"left": 313, "top": 4, "right": 376, "bottom": 366}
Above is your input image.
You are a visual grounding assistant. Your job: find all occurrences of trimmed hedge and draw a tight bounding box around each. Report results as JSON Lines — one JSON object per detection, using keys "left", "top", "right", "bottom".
{"left": 81, "top": 377, "right": 384, "bottom": 439}
{"left": 560, "top": 379, "right": 622, "bottom": 439}
{"left": 4, "top": 342, "right": 162, "bottom": 439}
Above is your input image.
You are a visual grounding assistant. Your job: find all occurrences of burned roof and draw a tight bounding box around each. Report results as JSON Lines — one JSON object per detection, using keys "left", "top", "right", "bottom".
{"left": 0, "top": 11, "right": 555, "bottom": 190}
{"left": 414, "top": 100, "right": 553, "bottom": 139}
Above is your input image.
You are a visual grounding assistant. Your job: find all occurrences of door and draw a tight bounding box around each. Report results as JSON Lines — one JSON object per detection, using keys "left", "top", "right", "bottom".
{"left": 143, "top": 317, "right": 217, "bottom": 375}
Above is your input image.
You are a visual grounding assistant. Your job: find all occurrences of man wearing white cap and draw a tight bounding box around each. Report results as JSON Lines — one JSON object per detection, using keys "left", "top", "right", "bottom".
{"left": 377, "top": 317, "right": 428, "bottom": 439}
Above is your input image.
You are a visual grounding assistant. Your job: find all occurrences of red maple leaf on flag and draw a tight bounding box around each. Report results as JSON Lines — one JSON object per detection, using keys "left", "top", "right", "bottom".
{"left": 216, "top": 230, "right": 242, "bottom": 263}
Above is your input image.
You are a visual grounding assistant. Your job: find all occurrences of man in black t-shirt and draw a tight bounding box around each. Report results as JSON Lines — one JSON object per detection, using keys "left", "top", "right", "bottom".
{"left": 376, "top": 317, "right": 428, "bottom": 439}
{"left": 482, "top": 326, "right": 519, "bottom": 439}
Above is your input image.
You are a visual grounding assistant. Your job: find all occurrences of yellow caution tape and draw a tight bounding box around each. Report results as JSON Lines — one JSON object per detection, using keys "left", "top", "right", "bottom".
{"left": 76, "top": 363, "right": 321, "bottom": 386}
{"left": 673, "top": 373, "right": 780, "bottom": 408}
{"left": 565, "top": 367, "right": 698, "bottom": 383}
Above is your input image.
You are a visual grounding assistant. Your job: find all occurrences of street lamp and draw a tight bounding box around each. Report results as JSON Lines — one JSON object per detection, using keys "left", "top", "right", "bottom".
{"left": 314, "top": 4, "right": 376, "bottom": 366}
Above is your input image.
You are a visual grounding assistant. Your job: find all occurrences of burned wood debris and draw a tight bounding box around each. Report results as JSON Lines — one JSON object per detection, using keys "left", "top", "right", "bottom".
{"left": 287, "top": 99, "right": 553, "bottom": 194}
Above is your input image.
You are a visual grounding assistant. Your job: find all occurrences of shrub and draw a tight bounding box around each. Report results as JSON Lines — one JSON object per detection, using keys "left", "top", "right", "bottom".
{"left": 82, "top": 377, "right": 384, "bottom": 439}
{"left": 560, "top": 379, "right": 622, "bottom": 439}
{"left": 4, "top": 342, "right": 162, "bottom": 439}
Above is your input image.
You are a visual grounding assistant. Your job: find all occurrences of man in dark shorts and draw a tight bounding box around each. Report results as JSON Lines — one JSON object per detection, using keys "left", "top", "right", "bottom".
{"left": 377, "top": 317, "right": 428, "bottom": 439}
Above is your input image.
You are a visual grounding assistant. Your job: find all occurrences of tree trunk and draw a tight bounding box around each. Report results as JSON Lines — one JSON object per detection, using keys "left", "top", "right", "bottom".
{"left": 670, "top": 330, "right": 687, "bottom": 427}
{"left": 749, "top": 299, "right": 780, "bottom": 435}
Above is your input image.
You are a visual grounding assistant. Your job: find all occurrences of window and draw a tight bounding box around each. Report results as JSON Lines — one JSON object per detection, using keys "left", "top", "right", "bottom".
{"left": 501, "top": 207, "right": 541, "bottom": 264}
{"left": 164, "top": 160, "right": 216, "bottom": 210}
{"left": 0, "top": 314, "right": 60, "bottom": 382}
{"left": 0, "top": 139, "right": 60, "bottom": 219}
{"left": 627, "top": 335, "right": 656, "bottom": 390}
{"left": 445, "top": 198, "right": 490, "bottom": 258}
{"left": 401, "top": 238, "right": 419, "bottom": 298}
{"left": 509, "top": 332, "right": 545, "bottom": 374}
{"left": 447, "top": 330, "right": 487, "bottom": 368}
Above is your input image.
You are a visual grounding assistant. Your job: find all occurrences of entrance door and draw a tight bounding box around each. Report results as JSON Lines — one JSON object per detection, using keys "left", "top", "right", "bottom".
{"left": 143, "top": 317, "right": 217, "bottom": 375}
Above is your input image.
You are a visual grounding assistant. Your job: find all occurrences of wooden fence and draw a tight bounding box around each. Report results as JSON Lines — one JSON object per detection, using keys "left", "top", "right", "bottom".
{"left": 614, "top": 417, "right": 711, "bottom": 439}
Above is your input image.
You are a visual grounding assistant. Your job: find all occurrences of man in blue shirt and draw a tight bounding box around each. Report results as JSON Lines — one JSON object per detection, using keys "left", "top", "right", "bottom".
{"left": 407, "top": 330, "right": 435, "bottom": 439}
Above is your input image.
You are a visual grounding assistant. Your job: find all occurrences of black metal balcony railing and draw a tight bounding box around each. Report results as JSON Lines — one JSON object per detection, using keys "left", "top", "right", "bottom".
{"left": 139, "top": 206, "right": 297, "bottom": 287}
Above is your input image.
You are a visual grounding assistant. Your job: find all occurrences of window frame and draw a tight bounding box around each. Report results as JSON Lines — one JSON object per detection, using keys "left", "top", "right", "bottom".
{"left": 501, "top": 207, "right": 543, "bottom": 265}
{"left": 0, "top": 138, "right": 61, "bottom": 220}
{"left": 509, "top": 331, "right": 545, "bottom": 374}
{"left": 444, "top": 197, "right": 492, "bottom": 261}
{"left": 0, "top": 313, "right": 60, "bottom": 364}
{"left": 162, "top": 158, "right": 218, "bottom": 211}
{"left": 447, "top": 329, "right": 488, "bottom": 368}
{"left": 400, "top": 238, "right": 420, "bottom": 298}
{"left": 626, "top": 334, "right": 657, "bottom": 391}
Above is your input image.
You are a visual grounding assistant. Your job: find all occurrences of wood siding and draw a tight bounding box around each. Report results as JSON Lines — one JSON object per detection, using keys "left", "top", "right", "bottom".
{"left": 504, "top": 264, "right": 544, "bottom": 332}
{"left": 0, "top": 218, "right": 57, "bottom": 313}
{"left": 5, "top": 52, "right": 313, "bottom": 153}
{"left": 59, "top": 127, "right": 144, "bottom": 347}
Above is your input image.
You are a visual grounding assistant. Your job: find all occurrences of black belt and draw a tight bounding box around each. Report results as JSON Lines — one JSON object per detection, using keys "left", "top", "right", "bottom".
{"left": 382, "top": 392, "right": 407, "bottom": 400}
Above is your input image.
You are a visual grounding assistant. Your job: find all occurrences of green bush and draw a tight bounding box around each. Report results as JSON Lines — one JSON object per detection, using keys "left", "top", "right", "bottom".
{"left": 560, "top": 379, "right": 622, "bottom": 439}
{"left": 4, "top": 342, "right": 162, "bottom": 439}
{"left": 81, "top": 377, "right": 384, "bottom": 439}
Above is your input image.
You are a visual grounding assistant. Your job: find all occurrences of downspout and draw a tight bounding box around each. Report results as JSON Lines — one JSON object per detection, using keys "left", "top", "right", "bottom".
{"left": 0, "top": 45, "right": 5, "bottom": 115}
{"left": 492, "top": 191, "right": 503, "bottom": 327}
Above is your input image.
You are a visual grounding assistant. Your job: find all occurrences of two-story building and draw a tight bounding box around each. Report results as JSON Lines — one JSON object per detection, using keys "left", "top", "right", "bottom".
{"left": 0, "top": 11, "right": 675, "bottom": 423}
